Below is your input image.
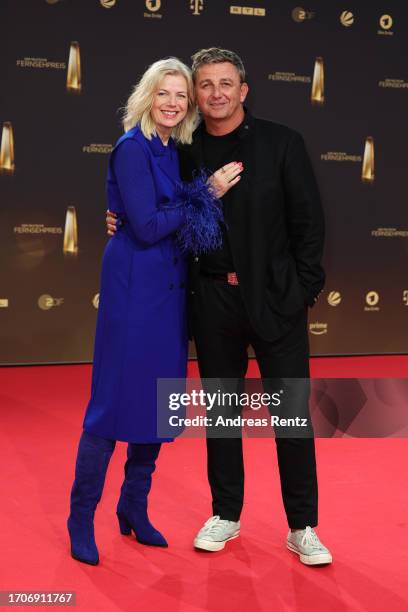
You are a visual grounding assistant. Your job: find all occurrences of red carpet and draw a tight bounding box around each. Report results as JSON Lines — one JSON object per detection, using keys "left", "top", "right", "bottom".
{"left": 0, "top": 357, "right": 407, "bottom": 611}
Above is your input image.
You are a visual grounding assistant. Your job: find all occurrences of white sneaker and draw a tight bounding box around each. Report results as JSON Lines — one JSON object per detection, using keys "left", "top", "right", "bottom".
{"left": 287, "top": 526, "right": 332, "bottom": 565}
{"left": 194, "top": 515, "right": 240, "bottom": 551}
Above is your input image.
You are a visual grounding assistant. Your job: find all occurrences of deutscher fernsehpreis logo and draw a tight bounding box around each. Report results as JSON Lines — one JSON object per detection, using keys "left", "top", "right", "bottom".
{"left": 63, "top": 206, "right": 78, "bottom": 255}
{"left": 311, "top": 57, "right": 324, "bottom": 105}
{"left": 361, "top": 137, "right": 374, "bottom": 183}
{"left": 66, "top": 42, "right": 81, "bottom": 94}
{"left": 0, "top": 122, "right": 15, "bottom": 175}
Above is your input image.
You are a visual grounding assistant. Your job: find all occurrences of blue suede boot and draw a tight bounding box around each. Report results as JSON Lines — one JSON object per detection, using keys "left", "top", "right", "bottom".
{"left": 116, "top": 443, "right": 168, "bottom": 547}
{"left": 67, "top": 431, "right": 116, "bottom": 565}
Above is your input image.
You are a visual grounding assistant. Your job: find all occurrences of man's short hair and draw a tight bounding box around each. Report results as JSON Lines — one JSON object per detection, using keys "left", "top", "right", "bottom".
{"left": 191, "top": 47, "right": 246, "bottom": 83}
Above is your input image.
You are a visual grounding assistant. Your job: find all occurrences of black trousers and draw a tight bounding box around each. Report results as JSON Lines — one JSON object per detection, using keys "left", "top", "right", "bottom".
{"left": 191, "top": 276, "right": 318, "bottom": 529}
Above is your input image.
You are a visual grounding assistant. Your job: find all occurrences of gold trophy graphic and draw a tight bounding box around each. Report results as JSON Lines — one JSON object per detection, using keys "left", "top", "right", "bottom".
{"left": 362, "top": 137, "right": 375, "bottom": 183}
{"left": 0, "top": 122, "right": 15, "bottom": 175}
{"left": 311, "top": 57, "right": 324, "bottom": 105}
{"left": 63, "top": 206, "right": 78, "bottom": 255}
{"left": 66, "top": 42, "right": 81, "bottom": 93}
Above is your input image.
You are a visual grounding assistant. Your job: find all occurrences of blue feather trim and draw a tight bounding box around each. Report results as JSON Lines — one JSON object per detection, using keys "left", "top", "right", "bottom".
{"left": 174, "top": 171, "right": 224, "bottom": 255}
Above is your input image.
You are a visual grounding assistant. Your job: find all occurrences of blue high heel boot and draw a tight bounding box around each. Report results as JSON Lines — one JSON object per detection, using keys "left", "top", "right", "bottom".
{"left": 67, "top": 431, "right": 116, "bottom": 565}
{"left": 116, "top": 443, "right": 168, "bottom": 547}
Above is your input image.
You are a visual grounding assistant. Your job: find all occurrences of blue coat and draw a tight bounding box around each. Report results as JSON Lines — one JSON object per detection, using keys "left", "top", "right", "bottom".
{"left": 83, "top": 127, "right": 189, "bottom": 443}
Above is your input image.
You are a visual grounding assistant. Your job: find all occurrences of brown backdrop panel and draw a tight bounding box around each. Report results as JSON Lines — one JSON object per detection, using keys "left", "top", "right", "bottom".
{"left": 0, "top": 0, "right": 407, "bottom": 364}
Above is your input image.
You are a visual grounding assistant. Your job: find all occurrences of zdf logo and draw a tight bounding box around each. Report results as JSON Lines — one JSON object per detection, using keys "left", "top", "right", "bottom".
{"left": 292, "top": 7, "right": 314, "bottom": 22}
{"left": 38, "top": 294, "right": 64, "bottom": 310}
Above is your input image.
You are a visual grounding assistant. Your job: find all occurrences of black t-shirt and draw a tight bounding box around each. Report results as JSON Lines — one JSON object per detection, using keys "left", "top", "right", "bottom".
{"left": 200, "top": 123, "right": 242, "bottom": 273}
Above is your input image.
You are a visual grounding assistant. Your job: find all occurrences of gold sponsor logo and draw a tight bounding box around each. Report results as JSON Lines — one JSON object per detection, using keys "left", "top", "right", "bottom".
{"left": 230, "top": 6, "right": 266, "bottom": 16}
{"left": 0, "top": 299, "right": 9, "bottom": 308}
{"left": 371, "top": 227, "right": 408, "bottom": 238}
{"left": 38, "top": 294, "right": 64, "bottom": 310}
{"left": 146, "top": 0, "right": 161, "bottom": 10}
{"left": 340, "top": 10, "right": 354, "bottom": 27}
{"left": 379, "top": 78, "right": 408, "bottom": 89}
{"left": 145, "top": 1, "right": 162, "bottom": 17}
{"left": 16, "top": 57, "right": 66, "bottom": 69}
{"left": 379, "top": 14, "right": 393, "bottom": 31}
{"left": 366, "top": 291, "right": 379, "bottom": 306}
{"left": 403, "top": 290, "right": 408, "bottom": 306}
{"left": 321, "top": 151, "right": 362, "bottom": 162}
{"left": 100, "top": 0, "right": 116, "bottom": 7}
{"left": 361, "top": 136, "right": 374, "bottom": 183}
{"left": 0, "top": 122, "right": 15, "bottom": 175}
{"left": 309, "top": 322, "right": 328, "bottom": 335}
{"left": 63, "top": 206, "right": 78, "bottom": 255}
{"left": 365, "top": 291, "right": 379, "bottom": 311}
{"left": 190, "top": 0, "right": 204, "bottom": 15}
{"left": 292, "top": 7, "right": 314, "bottom": 22}
{"left": 66, "top": 42, "right": 81, "bottom": 94}
{"left": 268, "top": 71, "right": 311, "bottom": 83}
{"left": 145, "top": 0, "right": 162, "bottom": 17}
{"left": 14, "top": 224, "right": 62, "bottom": 235}
{"left": 328, "top": 291, "right": 341, "bottom": 306}
{"left": 311, "top": 57, "right": 324, "bottom": 105}
{"left": 83, "top": 144, "right": 113, "bottom": 154}
{"left": 93, "top": 293, "right": 100, "bottom": 309}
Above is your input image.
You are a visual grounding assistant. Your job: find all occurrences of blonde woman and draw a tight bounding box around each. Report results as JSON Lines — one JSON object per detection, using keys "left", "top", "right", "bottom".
{"left": 67, "top": 58, "right": 242, "bottom": 565}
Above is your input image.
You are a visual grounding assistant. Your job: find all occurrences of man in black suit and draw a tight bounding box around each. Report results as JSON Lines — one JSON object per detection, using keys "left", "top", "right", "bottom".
{"left": 108, "top": 48, "right": 332, "bottom": 565}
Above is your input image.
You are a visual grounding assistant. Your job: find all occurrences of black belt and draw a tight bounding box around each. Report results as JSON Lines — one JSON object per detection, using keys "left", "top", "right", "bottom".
{"left": 200, "top": 271, "right": 239, "bottom": 286}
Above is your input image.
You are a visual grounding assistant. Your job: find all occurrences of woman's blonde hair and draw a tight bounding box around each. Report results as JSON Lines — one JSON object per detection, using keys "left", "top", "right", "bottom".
{"left": 122, "top": 58, "right": 198, "bottom": 144}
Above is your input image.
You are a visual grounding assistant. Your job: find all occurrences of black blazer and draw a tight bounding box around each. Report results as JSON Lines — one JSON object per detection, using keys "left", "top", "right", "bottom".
{"left": 178, "top": 110, "right": 325, "bottom": 341}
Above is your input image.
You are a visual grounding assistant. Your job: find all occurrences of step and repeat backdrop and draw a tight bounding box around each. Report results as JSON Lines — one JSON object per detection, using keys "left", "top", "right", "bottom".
{"left": 0, "top": 0, "right": 407, "bottom": 364}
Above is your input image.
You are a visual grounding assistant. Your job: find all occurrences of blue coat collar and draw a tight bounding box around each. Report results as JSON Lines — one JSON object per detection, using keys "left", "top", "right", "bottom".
{"left": 146, "top": 132, "right": 176, "bottom": 157}
{"left": 115, "top": 125, "right": 176, "bottom": 157}
{"left": 129, "top": 126, "right": 176, "bottom": 157}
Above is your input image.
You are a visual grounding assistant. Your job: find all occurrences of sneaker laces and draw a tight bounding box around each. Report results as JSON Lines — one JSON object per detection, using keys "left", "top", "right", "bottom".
{"left": 300, "top": 526, "right": 322, "bottom": 549}
{"left": 202, "top": 516, "right": 224, "bottom": 535}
